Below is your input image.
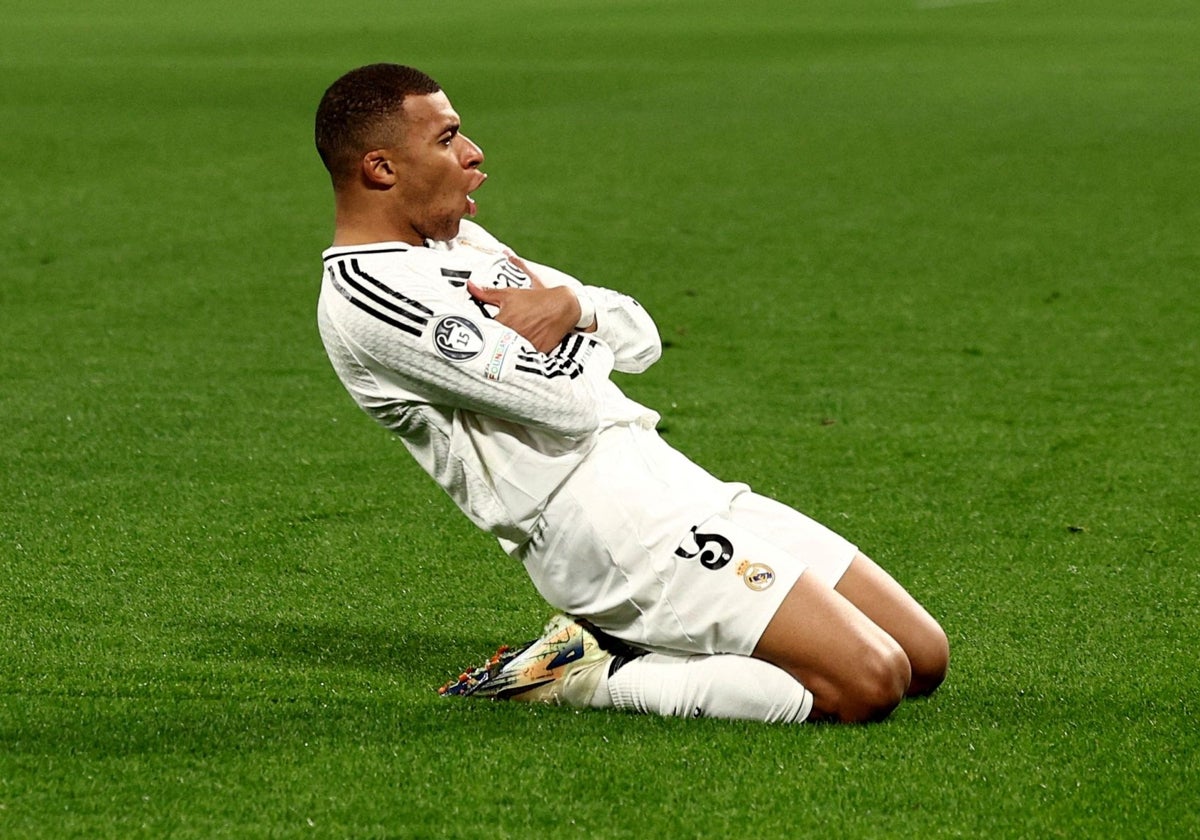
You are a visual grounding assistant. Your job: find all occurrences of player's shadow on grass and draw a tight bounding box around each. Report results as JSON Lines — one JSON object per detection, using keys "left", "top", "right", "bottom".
{"left": 7, "top": 623, "right": 511, "bottom": 759}
{"left": 189, "top": 616, "right": 502, "bottom": 679}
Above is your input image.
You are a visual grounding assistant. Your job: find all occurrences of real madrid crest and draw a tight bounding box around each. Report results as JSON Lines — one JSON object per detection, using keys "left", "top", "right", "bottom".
{"left": 735, "top": 559, "right": 776, "bottom": 591}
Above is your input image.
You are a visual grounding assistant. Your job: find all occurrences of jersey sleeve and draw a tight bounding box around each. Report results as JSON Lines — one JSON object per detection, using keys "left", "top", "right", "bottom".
{"left": 520, "top": 258, "right": 662, "bottom": 374}
{"left": 319, "top": 255, "right": 614, "bottom": 440}
{"left": 434, "top": 222, "right": 662, "bottom": 373}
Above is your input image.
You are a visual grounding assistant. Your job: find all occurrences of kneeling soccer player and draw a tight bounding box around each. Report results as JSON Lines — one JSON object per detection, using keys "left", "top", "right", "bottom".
{"left": 314, "top": 64, "right": 948, "bottom": 723}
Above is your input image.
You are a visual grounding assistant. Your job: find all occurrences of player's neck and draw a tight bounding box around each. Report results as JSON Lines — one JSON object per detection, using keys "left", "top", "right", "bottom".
{"left": 331, "top": 197, "right": 423, "bottom": 247}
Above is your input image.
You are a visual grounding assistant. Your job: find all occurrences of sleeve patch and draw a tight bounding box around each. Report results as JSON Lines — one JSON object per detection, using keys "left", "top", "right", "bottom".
{"left": 433, "top": 315, "right": 485, "bottom": 362}
{"left": 485, "top": 330, "right": 519, "bottom": 381}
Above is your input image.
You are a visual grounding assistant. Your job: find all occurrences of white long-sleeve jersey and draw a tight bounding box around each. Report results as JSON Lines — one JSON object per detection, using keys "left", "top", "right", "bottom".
{"left": 316, "top": 220, "right": 662, "bottom": 552}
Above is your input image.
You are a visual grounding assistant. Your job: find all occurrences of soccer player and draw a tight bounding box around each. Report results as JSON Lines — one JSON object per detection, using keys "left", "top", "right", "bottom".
{"left": 314, "top": 64, "right": 948, "bottom": 723}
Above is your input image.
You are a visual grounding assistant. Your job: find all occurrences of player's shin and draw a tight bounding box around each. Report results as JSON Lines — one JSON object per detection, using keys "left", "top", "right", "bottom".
{"left": 599, "top": 653, "right": 812, "bottom": 724}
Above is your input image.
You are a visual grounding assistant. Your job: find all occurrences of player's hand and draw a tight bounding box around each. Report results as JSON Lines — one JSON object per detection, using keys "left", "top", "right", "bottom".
{"left": 468, "top": 253, "right": 582, "bottom": 354}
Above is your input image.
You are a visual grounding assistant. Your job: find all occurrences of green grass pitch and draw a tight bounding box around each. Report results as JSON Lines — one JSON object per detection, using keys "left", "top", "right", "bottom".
{"left": 2, "top": 0, "right": 1197, "bottom": 836}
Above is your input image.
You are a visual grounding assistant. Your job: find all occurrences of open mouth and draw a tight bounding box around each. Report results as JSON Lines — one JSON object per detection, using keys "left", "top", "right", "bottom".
{"left": 466, "top": 172, "right": 487, "bottom": 217}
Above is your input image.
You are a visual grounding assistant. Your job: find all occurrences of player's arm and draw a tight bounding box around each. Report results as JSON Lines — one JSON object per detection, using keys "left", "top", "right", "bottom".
{"left": 466, "top": 257, "right": 582, "bottom": 354}
{"left": 324, "top": 263, "right": 612, "bottom": 439}
{"left": 572, "top": 282, "right": 661, "bottom": 374}
{"left": 473, "top": 252, "right": 662, "bottom": 373}
{"left": 415, "top": 322, "right": 613, "bottom": 439}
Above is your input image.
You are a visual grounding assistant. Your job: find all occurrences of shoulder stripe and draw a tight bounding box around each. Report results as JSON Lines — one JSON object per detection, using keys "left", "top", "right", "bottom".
{"left": 322, "top": 246, "right": 410, "bottom": 262}
{"left": 347, "top": 259, "right": 434, "bottom": 316}
{"left": 346, "top": 295, "right": 422, "bottom": 337}
{"left": 326, "top": 260, "right": 430, "bottom": 338}
{"left": 334, "top": 261, "right": 432, "bottom": 328}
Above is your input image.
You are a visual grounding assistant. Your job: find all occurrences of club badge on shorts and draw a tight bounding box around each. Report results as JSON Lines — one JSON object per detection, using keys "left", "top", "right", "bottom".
{"left": 736, "top": 560, "right": 776, "bottom": 591}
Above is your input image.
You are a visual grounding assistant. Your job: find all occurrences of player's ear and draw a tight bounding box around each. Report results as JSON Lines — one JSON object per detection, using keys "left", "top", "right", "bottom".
{"left": 361, "top": 149, "right": 398, "bottom": 188}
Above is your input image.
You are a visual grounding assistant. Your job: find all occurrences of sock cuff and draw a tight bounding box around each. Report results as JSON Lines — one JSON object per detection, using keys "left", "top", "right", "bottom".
{"left": 603, "top": 661, "right": 646, "bottom": 714}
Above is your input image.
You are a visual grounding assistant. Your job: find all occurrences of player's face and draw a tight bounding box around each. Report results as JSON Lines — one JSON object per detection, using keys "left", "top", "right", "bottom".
{"left": 389, "top": 91, "right": 486, "bottom": 243}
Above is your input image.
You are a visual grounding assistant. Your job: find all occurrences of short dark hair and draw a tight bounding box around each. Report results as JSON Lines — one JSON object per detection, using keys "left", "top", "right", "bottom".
{"left": 315, "top": 64, "right": 442, "bottom": 186}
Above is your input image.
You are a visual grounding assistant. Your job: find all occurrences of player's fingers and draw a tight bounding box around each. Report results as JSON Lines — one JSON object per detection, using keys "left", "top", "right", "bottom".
{"left": 504, "top": 250, "right": 544, "bottom": 289}
{"left": 467, "top": 279, "right": 504, "bottom": 303}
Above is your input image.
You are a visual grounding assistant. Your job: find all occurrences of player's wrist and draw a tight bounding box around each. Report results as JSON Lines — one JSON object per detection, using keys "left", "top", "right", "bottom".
{"left": 574, "top": 289, "right": 596, "bottom": 330}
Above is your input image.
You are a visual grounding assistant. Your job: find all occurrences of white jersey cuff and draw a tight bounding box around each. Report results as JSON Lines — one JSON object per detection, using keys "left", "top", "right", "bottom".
{"left": 575, "top": 289, "right": 597, "bottom": 330}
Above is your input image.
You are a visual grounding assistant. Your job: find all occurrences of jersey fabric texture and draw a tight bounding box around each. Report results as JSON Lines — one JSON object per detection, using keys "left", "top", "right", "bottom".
{"left": 317, "top": 221, "right": 856, "bottom": 655}
{"left": 520, "top": 423, "right": 856, "bottom": 656}
{"left": 317, "top": 221, "right": 660, "bottom": 553}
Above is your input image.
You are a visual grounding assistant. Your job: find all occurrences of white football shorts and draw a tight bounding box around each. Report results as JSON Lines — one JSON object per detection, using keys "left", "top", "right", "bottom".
{"left": 518, "top": 423, "right": 858, "bottom": 656}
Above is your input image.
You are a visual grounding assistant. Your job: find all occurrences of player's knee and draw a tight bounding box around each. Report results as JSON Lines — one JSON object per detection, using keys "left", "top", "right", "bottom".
{"left": 908, "top": 623, "right": 950, "bottom": 697}
{"left": 862, "top": 644, "right": 911, "bottom": 721}
{"left": 836, "top": 643, "right": 911, "bottom": 723}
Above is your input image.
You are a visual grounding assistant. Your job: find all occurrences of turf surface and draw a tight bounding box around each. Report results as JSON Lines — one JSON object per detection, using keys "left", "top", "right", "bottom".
{"left": 2, "top": 0, "right": 1197, "bottom": 836}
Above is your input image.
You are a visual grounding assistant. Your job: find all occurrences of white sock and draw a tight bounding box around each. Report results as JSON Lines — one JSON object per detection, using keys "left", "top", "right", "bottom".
{"left": 595, "top": 652, "right": 812, "bottom": 724}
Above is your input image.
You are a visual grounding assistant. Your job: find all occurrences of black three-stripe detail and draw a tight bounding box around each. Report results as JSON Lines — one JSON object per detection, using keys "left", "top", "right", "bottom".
{"left": 322, "top": 246, "right": 410, "bottom": 262}
{"left": 333, "top": 259, "right": 432, "bottom": 337}
{"left": 346, "top": 259, "right": 433, "bottom": 316}
{"left": 515, "top": 333, "right": 591, "bottom": 380}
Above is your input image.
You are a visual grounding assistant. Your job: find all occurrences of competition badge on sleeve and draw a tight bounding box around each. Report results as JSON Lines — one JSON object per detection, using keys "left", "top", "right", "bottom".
{"left": 433, "top": 316, "right": 485, "bottom": 362}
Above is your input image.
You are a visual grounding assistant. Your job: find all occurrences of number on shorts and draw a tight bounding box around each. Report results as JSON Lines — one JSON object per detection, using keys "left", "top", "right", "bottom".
{"left": 674, "top": 525, "right": 734, "bottom": 570}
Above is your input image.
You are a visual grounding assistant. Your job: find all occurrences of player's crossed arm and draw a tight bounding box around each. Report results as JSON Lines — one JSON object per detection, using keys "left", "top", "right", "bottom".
{"left": 467, "top": 252, "right": 595, "bottom": 353}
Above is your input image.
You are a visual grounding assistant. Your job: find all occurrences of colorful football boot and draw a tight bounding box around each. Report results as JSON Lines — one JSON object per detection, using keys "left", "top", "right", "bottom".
{"left": 439, "top": 614, "right": 630, "bottom": 707}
